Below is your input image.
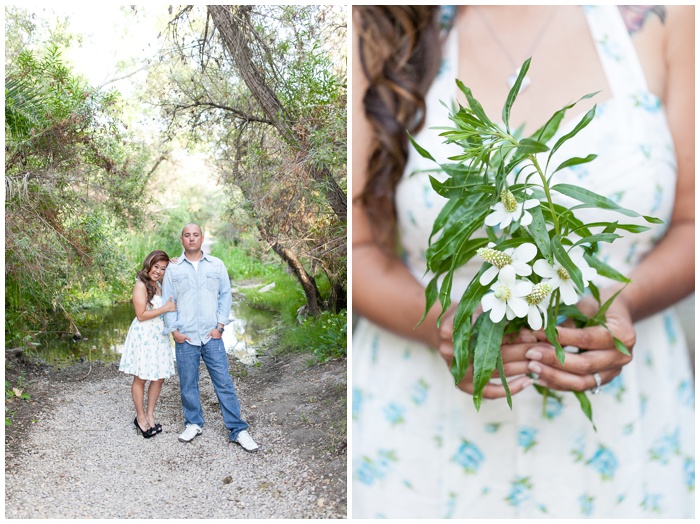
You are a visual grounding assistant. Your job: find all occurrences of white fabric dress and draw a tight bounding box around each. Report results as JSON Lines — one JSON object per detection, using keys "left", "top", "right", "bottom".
{"left": 352, "top": 5, "right": 694, "bottom": 518}
{"left": 119, "top": 292, "right": 175, "bottom": 381}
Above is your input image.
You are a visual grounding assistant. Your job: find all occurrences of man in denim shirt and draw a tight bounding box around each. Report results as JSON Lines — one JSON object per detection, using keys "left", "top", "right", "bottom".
{"left": 162, "top": 223, "right": 259, "bottom": 451}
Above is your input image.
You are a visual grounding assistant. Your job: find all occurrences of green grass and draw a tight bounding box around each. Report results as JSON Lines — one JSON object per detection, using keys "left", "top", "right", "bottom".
{"left": 211, "top": 239, "right": 347, "bottom": 363}
{"left": 280, "top": 309, "right": 347, "bottom": 363}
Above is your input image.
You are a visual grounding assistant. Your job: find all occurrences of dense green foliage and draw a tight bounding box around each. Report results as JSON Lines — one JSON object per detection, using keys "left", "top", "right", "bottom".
{"left": 158, "top": 5, "right": 347, "bottom": 314}
{"left": 4, "top": 42, "right": 154, "bottom": 345}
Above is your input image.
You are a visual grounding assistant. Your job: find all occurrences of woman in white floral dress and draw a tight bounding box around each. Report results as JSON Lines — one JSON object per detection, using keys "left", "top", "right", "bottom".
{"left": 119, "top": 250, "right": 177, "bottom": 438}
{"left": 352, "top": 5, "right": 694, "bottom": 518}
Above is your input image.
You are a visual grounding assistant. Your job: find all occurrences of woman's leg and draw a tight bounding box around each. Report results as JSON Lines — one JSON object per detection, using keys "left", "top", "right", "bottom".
{"left": 146, "top": 379, "right": 164, "bottom": 428}
{"left": 132, "top": 376, "right": 149, "bottom": 430}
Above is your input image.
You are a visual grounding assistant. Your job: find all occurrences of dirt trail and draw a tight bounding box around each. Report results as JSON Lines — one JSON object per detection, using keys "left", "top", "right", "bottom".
{"left": 4, "top": 347, "right": 347, "bottom": 518}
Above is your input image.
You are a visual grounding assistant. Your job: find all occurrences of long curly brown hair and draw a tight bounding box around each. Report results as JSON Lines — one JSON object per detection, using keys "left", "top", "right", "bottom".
{"left": 354, "top": 6, "right": 444, "bottom": 250}
{"left": 136, "top": 250, "right": 170, "bottom": 308}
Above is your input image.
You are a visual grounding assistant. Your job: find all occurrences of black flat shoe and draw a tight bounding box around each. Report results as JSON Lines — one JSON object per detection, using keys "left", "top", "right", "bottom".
{"left": 134, "top": 417, "right": 155, "bottom": 438}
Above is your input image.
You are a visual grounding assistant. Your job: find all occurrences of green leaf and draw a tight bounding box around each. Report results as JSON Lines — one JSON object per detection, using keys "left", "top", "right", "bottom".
{"left": 495, "top": 351, "right": 513, "bottom": 410}
{"left": 456, "top": 79, "right": 496, "bottom": 128}
{"left": 551, "top": 183, "right": 642, "bottom": 218}
{"left": 557, "top": 304, "right": 590, "bottom": 325}
{"left": 552, "top": 154, "right": 597, "bottom": 174}
{"left": 533, "top": 91, "right": 600, "bottom": 144}
{"left": 549, "top": 106, "right": 597, "bottom": 160}
{"left": 643, "top": 215, "right": 664, "bottom": 225}
{"left": 426, "top": 204, "right": 489, "bottom": 269}
{"left": 437, "top": 268, "right": 454, "bottom": 323}
{"left": 613, "top": 336, "right": 631, "bottom": 356}
{"left": 515, "top": 137, "right": 550, "bottom": 157}
{"left": 527, "top": 203, "right": 552, "bottom": 263}
{"left": 572, "top": 391, "right": 596, "bottom": 430}
{"left": 453, "top": 266, "right": 490, "bottom": 330}
{"left": 570, "top": 221, "right": 651, "bottom": 235}
{"left": 588, "top": 281, "right": 601, "bottom": 306}
{"left": 502, "top": 57, "right": 531, "bottom": 131}
{"left": 545, "top": 309, "right": 565, "bottom": 364}
{"left": 451, "top": 307, "right": 477, "bottom": 385}
{"left": 551, "top": 236, "right": 585, "bottom": 294}
{"left": 585, "top": 286, "right": 625, "bottom": 327}
{"left": 571, "top": 233, "right": 621, "bottom": 248}
{"left": 428, "top": 237, "right": 490, "bottom": 277}
{"left": 407, "top": 132, "right": 435, "bottom": 162}
{"left": 471, "top": 315, "right": 506, "bottom": 411}
{"left": 419, "top": 275, "right": 440, "bottom": 325}
{"left": 429, "top": 197, "right": 464, "bottom": 243}
{"left": 583, "top": 254, "right": 631, "bottom": 283}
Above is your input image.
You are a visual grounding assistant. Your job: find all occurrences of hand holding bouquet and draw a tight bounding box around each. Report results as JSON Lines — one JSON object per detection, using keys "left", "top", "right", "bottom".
{"left": 412, "top": 59, "right": 661, "bottom": 426}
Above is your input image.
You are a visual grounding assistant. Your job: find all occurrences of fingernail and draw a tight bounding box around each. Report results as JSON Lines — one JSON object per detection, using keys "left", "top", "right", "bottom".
{"left": 526, "top": 349, "right": 542, "bottom": 361}
{"left": 528, "top": 361, "right": 542, "bottom": 374}
{"left": 522, "top": 379, "right": 533, "bottom": 389}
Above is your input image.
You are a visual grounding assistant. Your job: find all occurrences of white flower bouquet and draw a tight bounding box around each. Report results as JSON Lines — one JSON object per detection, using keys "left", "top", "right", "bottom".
{"left": 411, "top": 59, "right": 661, "bottom": 423}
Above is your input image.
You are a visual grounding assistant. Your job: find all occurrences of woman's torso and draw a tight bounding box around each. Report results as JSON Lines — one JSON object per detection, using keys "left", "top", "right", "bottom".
{"left": 395, "top": 5, "right": 676, "bottom": 296}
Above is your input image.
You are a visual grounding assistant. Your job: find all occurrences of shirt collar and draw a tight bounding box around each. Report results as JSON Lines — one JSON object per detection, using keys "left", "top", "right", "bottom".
{"left": 178, "top": 251, "right": 212, "bottom": 264}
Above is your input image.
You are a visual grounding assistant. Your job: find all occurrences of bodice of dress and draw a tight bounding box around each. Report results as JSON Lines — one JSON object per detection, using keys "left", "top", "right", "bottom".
{"left": 148, "top": 294, "right": 163, "bottom": 311}
{"left": 395, "top": 5, "right": 677, "bottom": 301}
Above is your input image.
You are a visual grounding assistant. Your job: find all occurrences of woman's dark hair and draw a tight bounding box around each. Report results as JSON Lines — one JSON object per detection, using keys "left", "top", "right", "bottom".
{"left": 354, "top": 5, "right": 443, "bottom": 250}
{"left": 137, "top": 250, "right": 170, "bottom": 307}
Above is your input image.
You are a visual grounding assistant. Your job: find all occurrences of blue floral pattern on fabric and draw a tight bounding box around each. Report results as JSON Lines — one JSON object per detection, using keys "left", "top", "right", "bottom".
{"left": 684, "top": 458, "right": 695, "bottom": 491}
{"left": 355, "top": 449, "right": 398, "bottom": 486}
{"left": 352, "top": 387, "right": 363, "bottom": 420}
{"left": 649, "top": 428, "right": 680, "bottom": 464}
{"left": 383, "top": 402, "right": 405, "bottom": 426}
{"left": 579, "top": 494, "right": 594, "bottom": 516}
{"left": 587, "top": 446, "right": 618, "bottom": 480}
{"left": 663, "top": 312, "right": 677, "bottom": 344}
{"left": 518, "top": 426, "right": 537, "bottom": 452}
{"left": 410, "top": 379, "right": 429, "bottom": 406}
{"left": 118, "top": 294, "right": 174, "bottom": 380}
{"left": 452, "top": 440, "right": 484, "bottom": 474}
{"left": 544, "top": 397, "right": 564, "bottom": 420}
{"left": 505, "top": 477, "right": 533, "bottom": 507}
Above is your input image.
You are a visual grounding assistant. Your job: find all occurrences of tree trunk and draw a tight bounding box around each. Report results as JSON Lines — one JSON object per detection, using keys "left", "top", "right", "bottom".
{"left": 207, "top": 5, "right": 347, "bottom": 221}
{"left": 257, "top": 223, "right": 323, "bottom": 317}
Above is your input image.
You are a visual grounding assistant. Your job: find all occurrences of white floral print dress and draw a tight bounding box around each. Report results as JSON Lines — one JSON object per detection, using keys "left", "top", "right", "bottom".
{"left": 352, "top": 5, "right": 694, "bottom": 519}
{"left": 119, "top": 292, "right": 175, "bottom": 381}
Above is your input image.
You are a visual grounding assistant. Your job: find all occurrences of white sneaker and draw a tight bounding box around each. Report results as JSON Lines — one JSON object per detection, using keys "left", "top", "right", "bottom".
{"left": 234, "top": 430, "right": 259, "bottom": 452}
{"left": 178, "top": 424, "right": 202, "bottom": 442}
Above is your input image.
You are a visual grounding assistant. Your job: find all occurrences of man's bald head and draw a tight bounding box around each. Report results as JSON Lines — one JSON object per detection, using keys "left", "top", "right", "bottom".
{"left": 181, "top": 223, "right": 203, "bottom": 236}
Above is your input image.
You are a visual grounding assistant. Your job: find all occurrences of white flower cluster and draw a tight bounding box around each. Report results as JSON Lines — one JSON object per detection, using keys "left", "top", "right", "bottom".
{"left": 477, "top": 241, "right": 597, "bottom": 330}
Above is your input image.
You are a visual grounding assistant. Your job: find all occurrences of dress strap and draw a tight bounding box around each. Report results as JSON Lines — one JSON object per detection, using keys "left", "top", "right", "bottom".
{"left": 583, "top": 5, "right": 650, "bottom": 98}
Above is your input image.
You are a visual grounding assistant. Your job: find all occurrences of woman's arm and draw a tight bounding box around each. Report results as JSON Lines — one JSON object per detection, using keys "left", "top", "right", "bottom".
{"left": 132, "top": 281, "right": 176, "bottom": 322}
{"left": 617, "top": 4, "right": 694, "bottom": 320}
{"left": 525, "top": 6, "right": 694, "bottom": 391}
{"left": 352, "top": 23, "right": 533, "bottom": 397}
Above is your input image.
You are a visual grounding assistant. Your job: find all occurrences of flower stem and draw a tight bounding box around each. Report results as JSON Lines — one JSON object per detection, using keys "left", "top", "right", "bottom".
{"left": 530, "top": 155, "right": 560, "bottom": 235}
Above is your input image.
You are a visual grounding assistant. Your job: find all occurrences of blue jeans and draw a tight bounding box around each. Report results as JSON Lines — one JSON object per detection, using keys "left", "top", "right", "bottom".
{"left": 175, "top": 338, "right": 248, "bottom": 441}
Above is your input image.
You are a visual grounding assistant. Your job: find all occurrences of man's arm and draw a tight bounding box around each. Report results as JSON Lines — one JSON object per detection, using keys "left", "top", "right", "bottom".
{"left": 161, "top": 266, "right": 180, "bottom": 334}
{"left": 216, "top": 262, "right": 232, "bottom": 327}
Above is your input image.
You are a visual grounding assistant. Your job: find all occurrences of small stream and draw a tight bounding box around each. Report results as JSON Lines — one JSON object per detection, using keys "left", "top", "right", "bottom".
{"left": 32, "top": 297, "right": 275, "bottom": 366}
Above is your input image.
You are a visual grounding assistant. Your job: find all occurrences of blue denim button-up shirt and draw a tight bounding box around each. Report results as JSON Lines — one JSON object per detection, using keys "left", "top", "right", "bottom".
{"left": 161, "top": 251, "right": 232, "bottom": 346}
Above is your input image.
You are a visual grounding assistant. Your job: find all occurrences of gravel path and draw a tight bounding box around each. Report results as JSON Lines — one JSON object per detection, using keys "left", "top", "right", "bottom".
{"left": 5, "top": 353, "right": 346, "bottom": 519}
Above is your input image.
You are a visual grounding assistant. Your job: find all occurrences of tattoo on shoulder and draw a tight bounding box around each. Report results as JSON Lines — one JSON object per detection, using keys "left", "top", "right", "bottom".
{"left": 618, "top": 6, "right": 667, "bottom": 35}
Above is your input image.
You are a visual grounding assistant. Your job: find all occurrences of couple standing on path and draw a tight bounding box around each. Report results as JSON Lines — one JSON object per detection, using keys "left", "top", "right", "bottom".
{"left": 118, "top": 223, "right": 259, "bottom": 452}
